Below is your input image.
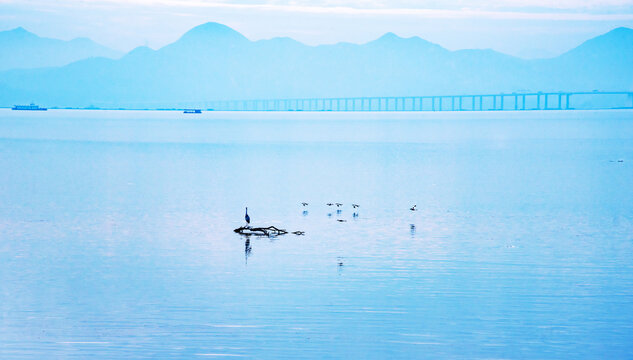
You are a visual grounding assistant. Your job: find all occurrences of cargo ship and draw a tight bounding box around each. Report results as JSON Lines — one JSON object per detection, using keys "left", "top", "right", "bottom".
{"left": 12, "top": 103, "right": 47, "bottom": 111}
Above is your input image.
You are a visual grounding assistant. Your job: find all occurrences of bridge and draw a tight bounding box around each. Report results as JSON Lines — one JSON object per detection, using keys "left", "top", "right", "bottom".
{"left": 201, "top": 91, "right": 633, "bottom": 112}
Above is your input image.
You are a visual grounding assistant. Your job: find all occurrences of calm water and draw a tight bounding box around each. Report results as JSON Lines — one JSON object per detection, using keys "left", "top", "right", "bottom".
{"left": 1, "top": 109, "right": 632, "bottom": 359}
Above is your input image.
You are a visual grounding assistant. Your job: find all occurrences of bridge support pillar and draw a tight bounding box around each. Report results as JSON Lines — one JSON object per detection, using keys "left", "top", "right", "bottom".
{"left": 565, "top": 94, "right": 570, "bottom": 110}
{"left": 515, "top": 95, "right": 518, "bottom": 110}
{"left": 558, "top": 93, "right": 562, "bottom": 110}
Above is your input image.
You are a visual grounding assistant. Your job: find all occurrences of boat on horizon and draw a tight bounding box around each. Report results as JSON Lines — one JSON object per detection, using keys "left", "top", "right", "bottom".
{"left": 183, "top": 109, "right": 202, "bottom": 114}
{"left": 12, "top": 103, "right": 47, "bottom": 111}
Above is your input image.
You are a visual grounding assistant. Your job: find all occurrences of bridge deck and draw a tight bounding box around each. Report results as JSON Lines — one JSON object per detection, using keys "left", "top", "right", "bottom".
{"left": 201, "top": 91, "right": 633, "bottom": 111}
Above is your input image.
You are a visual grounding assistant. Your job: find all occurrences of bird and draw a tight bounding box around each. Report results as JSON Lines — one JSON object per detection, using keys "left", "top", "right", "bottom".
{"left": 326, "top": 203, "right": 334, "bottom": 206}
{"left": 352, "top": 204, "right": 359, "bottom": 208}
{"left": 245, "top": 207, "right": 251, "bottom": 226}
{"left": 301, "top": 202, "right": 309, "bottom": 206}
{"left": 337, "top": 219, "right": 347, "bottom": 222}
{"left": 335, "top": 203, "right": 343, "bottom": 207}
{"left": 410, "top": 205, "right": 417, "bottom": 211}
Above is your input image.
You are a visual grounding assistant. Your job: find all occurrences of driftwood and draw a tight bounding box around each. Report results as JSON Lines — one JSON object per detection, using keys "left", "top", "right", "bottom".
{"left": 234, "top": 226, "right": 305, "bottom": 237}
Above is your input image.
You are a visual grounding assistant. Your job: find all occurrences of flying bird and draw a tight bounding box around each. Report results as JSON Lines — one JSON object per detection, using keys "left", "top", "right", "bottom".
{"left": 335, "top": 203, "right": 343, "bottom": 207}
{"left": 352, "top": 204, "right": 359, "bottom": 208}
{"left": 410, "top": 205, "right": 417, "bottom": 211}
{"left": 326, "top": 203, "right": 334, "bottom": 206}
{"left": 245, "top": 207, "right": 250, "bottom": 225}
{"left": 301, "top": 202, "right": 309, "bottom": 206}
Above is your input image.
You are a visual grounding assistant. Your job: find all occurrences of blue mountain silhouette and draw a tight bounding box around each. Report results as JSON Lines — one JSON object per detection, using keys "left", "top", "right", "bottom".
{"left": 0, "top": 23, "right": 631, "bottom": 108}
{"left": 0, "top": 27, "right": 121, "bottom": 71}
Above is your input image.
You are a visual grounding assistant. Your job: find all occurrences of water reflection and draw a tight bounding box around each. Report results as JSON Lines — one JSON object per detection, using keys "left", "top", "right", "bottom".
{"left": 337, "top": 257, "right": 344, "bottom": 275}
{"left": 410, "top": 224, "right": 416, "bottom": 237}
{"left": 302, "top": 210, "right": 308, "bottom": 216}
{"left": 244, "top": 238, "right": 252, "bottom": 264}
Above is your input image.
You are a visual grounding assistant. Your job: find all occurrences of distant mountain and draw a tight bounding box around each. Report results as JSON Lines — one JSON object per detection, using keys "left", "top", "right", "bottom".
{"left": 0, "top": 23, "right": 631, "bottom": 108}
{"left": 0, "top": 27, "right": 121, "bottom": 71}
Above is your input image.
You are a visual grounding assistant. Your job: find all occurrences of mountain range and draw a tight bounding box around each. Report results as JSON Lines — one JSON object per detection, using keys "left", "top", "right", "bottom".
{"left": 0, "top": 23, "right": 631, "bottom": 108}
{"left": 0, "top": 27, "right": 121, "bottom": 72}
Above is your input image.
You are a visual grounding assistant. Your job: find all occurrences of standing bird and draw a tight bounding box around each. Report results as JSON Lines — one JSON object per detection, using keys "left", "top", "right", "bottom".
{"left": 410, "top": 205, "right": 417, "bottom": 211}
{"left": 245, "top": 207, "right": 251, "bottom": 226}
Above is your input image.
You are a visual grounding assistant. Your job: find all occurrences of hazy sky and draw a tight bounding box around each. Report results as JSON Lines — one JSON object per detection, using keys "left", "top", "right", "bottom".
{"left": 2, "top": 0, "right": 633, "bottom": 58}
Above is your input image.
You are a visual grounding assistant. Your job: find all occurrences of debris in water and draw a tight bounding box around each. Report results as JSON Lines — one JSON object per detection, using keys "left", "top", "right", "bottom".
{"left": 234, "top": 226, "right": 305, "bottom": 237}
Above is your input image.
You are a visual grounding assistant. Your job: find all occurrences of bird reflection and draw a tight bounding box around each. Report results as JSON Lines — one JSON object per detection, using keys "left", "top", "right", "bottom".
{"left": 302, "top": 210, "right": 308, "bottom": 216}
{"left": 244, "top": 238, "right": 252, "bottom": 264}
{"left": 336, "top": 209, "right": 342, "bottom": 214}
{"left": 410, "top": 224, "right": 416, "bottom": 237}
{"left": 353, "top": 212, "right": 359, "bottom": 218}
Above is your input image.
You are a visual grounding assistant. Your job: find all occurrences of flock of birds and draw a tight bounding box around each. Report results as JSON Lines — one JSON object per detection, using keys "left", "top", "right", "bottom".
{"left": 242, "top": 203, "right": 419, "bottom": 267}
{"left": 244, "top": 203, "right": 418, "bottom": 226}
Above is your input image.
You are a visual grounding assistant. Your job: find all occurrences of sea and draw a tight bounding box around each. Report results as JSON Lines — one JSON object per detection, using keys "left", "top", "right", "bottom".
{"left": 1, "top": 109, "right": 632, "bottom": 359}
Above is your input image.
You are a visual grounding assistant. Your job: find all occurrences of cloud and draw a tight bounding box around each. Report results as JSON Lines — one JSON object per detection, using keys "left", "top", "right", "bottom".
{"left": 17, "top": 0, "right": 633, "bottom": 21}
{"left": 7, "top": 0, "right": 633, "bottom": 21}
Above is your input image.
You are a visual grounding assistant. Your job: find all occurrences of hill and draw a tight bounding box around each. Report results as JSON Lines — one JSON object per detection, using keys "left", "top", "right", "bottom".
{"left": 0, "top": 23, "right": 631, "bottom": 108}
{"left": 0, "top": 27, "right": 122, "bottom": 71}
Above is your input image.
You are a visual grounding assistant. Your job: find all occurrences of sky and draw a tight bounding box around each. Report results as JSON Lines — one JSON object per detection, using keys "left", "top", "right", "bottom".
{"left": 1, "top": 0, "right": 633, "bottom": 58}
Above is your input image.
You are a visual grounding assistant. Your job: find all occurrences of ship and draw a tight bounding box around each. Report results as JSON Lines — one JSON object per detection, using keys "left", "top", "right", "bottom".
{"left": 12, "top": 103, "right": 47, "bottom": 111}
{"left": 183, "top": 109, "right": 202, "bottom": 114}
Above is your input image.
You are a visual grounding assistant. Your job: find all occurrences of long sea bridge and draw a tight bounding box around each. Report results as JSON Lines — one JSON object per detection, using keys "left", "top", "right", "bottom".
{"left": 201, "top": 91, "right": 633, "bottom": 112}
